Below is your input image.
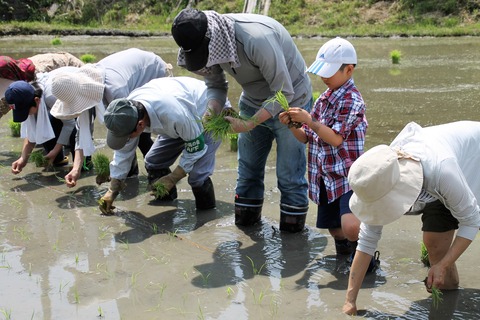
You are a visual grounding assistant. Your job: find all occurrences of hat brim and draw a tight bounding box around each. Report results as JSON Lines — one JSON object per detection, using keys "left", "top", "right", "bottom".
{"left": 349, "top": 158, "right": 423, "bottom": 226}
{"left": 184, "top": 36, "right": 210, "bottom": 72}
{"left": 307, "top": 60, "right": 342, "bottom": 78}
{"left": 12, "top": 107, "right": 30, "bottom": 123}
{"left": 106, "top": 129, "right": 130, "bottom": 151}
{"left": 50, "top": 99, "right": 90, "bottom": 120}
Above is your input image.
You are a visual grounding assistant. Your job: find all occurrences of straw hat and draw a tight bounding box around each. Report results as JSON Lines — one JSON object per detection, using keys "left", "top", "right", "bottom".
{"left": 348, "top": 144, "right": 423, "bottom": 226}
{"left": 50, "top": 64, "right": 104, "bottom": 120}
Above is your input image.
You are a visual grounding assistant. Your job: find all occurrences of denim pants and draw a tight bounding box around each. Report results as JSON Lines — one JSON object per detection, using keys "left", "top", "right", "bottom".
{"left": 145, "top": 132, "right": 221, "bottom": 188}
{"left": 236, "top": 100, "right": 311, "bottom": 207}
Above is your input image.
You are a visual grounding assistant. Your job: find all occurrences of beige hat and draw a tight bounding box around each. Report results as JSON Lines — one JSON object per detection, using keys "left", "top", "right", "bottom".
{"left": 50, "top": 64, "right": 104, "bottom": 120}
{"left": 348, "top": 144, "right": 423, "bottom": 226}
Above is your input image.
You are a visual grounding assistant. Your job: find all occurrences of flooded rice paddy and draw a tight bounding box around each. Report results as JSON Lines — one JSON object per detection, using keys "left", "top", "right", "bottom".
{"left": 0, "top": 35, "right": 480, "bottom": 319}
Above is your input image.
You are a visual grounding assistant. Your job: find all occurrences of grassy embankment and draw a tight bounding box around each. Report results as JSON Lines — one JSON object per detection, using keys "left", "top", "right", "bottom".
{"left": 1, "top": 0, "right": 479, "bottom": 37}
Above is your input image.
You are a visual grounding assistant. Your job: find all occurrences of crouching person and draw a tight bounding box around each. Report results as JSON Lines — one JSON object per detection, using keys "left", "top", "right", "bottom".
{"left": 99, "top": 77, "right": 227, "bottom": 214}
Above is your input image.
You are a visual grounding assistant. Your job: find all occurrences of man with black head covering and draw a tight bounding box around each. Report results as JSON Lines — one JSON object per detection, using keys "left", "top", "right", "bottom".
{"left": 171, "top": 8, "right": 313, "bottom": 233}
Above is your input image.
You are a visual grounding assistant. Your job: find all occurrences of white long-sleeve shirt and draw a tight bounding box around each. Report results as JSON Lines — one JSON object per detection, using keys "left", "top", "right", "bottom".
{"left": 109, "top": 77, "right": 210, "bottom": 180}
{"left": 358, "top": 121, "right": 480, "bottom": 255}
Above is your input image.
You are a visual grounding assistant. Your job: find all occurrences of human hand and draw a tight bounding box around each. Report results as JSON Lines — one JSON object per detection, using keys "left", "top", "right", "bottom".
{"left": 287, "top": 107, "right": 311, "bottom": 125}
{"left": 342, "top": 301, "right": 357, "bottom": 316}
{"left": 225, "top": 116, "right": 254, "bottom": 133}
{"left": 11, "top": 158, "right": 27, "bottom": 174}
{"left": 426, "top": 264, "right": 447, "bottom": 292}
{"left": 155, "top": 166, "right": 186, "bottom": 192}
{"left": 278, "top": 111, "right": 291, "bottom": 125}
{"left": 65, "top": 168, "right": 81, "bottom": 188}
{"left": 98, "top": 178, "right": 125, "bottom": 215}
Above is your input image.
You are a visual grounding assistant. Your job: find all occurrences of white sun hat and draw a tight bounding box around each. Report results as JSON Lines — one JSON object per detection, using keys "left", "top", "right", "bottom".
{"left": 50, "top": 64, "right": 105, "bottom": 120}
{"left": 307, "top": 37, "right": 357, "bottom": 78}
{"left": 348, "top": 144, "right": 423, "bottom": 226}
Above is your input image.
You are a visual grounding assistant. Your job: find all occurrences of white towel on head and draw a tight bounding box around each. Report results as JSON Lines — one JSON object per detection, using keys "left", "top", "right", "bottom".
{"left": 20, "top": 96, "right": 55, "bottom": 144}
{"left": 77, "top": 110, "right": 96, "bottom": 156}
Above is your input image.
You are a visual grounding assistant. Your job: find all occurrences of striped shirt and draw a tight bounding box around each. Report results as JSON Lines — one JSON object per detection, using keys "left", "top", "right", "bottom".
{"left": 304, "top": 78, "right": 367, "bottom": 204}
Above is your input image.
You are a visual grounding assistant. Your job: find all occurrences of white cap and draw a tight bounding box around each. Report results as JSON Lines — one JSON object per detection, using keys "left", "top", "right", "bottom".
{"left": 307, "top": 37, "right": 357, "bottom": 78}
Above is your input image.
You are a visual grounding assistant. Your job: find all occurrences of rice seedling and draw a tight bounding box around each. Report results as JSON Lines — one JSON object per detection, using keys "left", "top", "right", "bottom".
{"left": 431, "top": 286, "right": 443, "bottom": 308}
{"left": 226, "top": 286, "right": 235, "bottom": 297}
{"left": 8, "top": 119, "right": 21, "bottom": 137}
{"left": 420, "top": 241, "right": 430, "bottom": 267}
{"left": 73, "top": 286, "right": 80, "bottom": 304}
{"left": 151, "top": 180, "right": 169, "bottom": 199}
{"left": 246, "top": 255, "right": 266, "bottom": 275}
{"left": 266, "top": 90, "right": 302, "bottom": 128}
{"left": 390, "top": 49, "right": 402, "bottom": 64}
{"left": 80, "top": 53, "right": 97, "bottom": 63}
{"left": 97, "top": 306, "right": 104, "bottom": 318}
{"left": 228, "top": 133, "right": 238, "bottom": 152}
{"left": 51, "top": 37, "right": 62, "bottom": 45}
{"left": 203, "top": 112, "right": 234, "bottom": 140}
{"left": 29, "top": 150, "right": 49, "bottom": 167}
{"left": 92, "top": 153, "right": 110, "bottom": 184}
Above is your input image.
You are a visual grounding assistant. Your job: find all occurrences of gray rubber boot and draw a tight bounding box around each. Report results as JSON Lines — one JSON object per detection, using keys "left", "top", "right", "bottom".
{"left": 234, "top": 196, "right": 263, "bottom": 226}
{"left": 147, "top": 168, "right": 177, "bottom": 201}
{"left": 279, "top": 203, "right": 308, "bottom": 233}
{"left": 192, "top": 177, "right": 216, "bottom": 210}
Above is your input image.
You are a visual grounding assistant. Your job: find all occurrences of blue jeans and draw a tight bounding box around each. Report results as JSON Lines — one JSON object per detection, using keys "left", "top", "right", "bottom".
{"left": 236, "top": 99, "right": 312, "bottom": 207}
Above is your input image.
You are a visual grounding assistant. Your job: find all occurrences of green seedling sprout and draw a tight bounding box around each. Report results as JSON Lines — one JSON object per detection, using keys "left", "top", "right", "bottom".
{"left": 152, "top": 181, "right": 169, "bottom": 199}
{"left": 8, "top": 119, "right": 21, "bottom": 137}
{"left": 420, "top": 241, "right": 430, "bottom": 267}
{"left": 431, "top": 286, "right": 443, "bottom": 308}
{"left": 92, "top": 153, "right": 110, "bottom": 183}
{"left": 29, "top": 150, "right": 49, "bottom": 167}
{"left": 266, "top": 90, "right": 302, "bottom": 128}
{"left": 390, "top": 49, "right": 402, "bottom": 64}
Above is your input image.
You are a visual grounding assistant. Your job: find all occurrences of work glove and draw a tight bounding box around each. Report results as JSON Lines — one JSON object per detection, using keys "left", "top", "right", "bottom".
{"left": 151, "top": 166, "right": 187, "bottom": 198}
{"left": 98, "top": 178, "right": 125, "bottom": 215}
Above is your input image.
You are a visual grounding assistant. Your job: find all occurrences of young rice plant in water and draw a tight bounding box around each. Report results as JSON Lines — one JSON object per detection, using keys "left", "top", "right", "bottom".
{"left": 92, "top": 153, "right": 110, "bottom": 183}
{"left": 30, "top": 150, "right": 49, "bottom": 167}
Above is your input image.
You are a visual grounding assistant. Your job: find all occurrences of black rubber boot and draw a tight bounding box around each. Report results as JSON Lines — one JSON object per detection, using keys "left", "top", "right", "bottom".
{"left": 147, "top": 168, "right": 177, "bottom": 201}
{"left": 234, "top": 196, "right": 263, "bottom": 226}
{"left": 279, "top": 203, "right": 308, "bottom": 233}
{"left": 192, "top": 177, "right": 216, "bottom": 210}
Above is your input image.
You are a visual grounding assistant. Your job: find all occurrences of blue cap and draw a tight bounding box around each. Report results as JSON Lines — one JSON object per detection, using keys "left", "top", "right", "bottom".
{"left": 5, "top": 81, "right": 35, "bottom": 123}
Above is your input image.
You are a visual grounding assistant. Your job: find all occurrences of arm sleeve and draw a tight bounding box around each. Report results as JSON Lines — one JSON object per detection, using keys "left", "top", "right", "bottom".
{"left": 109, "top": 136, "right": 139, "bottom": 180}
{"left": 248, "top": 36, "right": 294, "bottom": 116}
{"left": 57, "top": 118, "right": 76, "bottom": 146}
{"left": 198, "top": 65, "right": 229, "bottom": 108}
{"left": 357, "top": 223, "right": 383, "bottom": 256}
{"left": 436, "top": 158, "right": 480, "bottom": 240}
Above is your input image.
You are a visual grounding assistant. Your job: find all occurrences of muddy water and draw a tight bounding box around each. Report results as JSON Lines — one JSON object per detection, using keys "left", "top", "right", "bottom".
{"left": 0, "top": 35, "right": 480, "bottom": 320}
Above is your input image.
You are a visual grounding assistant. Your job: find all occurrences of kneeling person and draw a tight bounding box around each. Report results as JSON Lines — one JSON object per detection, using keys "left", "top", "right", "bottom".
{"left": 100, "top": 77, "right": 227, "bottom": 214}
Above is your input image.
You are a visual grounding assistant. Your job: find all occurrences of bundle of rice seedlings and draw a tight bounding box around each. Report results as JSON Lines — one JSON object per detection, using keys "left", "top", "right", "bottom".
{"left": 266, "top": 90, "right": 302, "bottom": 128}
{"left": 30, "top": 150, "right": 49, "bottom": 167}
{"left": 420, "top": 241, "right": 430, "bottom": 267}
{"left": 203, "top": 109, "right": 247, "bottom": 141}
{"left": 151, "top": 180, "right": 169, "bottom": 199}
{"left": 431, "top": 286, "right": 443, "bottom": 308}
{"left": 92, "top": 153, "right": 110, "bottom": 184}
{"left": 8, "top": 119, "right": 21, "bottom": 137}
{"left": 203, "top": 112, "right": 233, "bottom": 140}
{"left": 97, "top": 198, "right": 114, "bottom": 215}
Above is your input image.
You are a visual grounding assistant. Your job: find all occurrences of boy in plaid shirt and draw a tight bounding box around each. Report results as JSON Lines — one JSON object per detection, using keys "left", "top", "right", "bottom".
{"left": 280, "top": 37, "right": 367, "bottom": 255}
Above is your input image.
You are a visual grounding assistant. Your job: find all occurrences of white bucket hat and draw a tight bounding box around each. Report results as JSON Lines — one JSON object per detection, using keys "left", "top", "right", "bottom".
{"left": 348, "top": 144, "right": 423, "bottom": 226}
{"left": 50, "top": 64, "right": 105, "bottom": 120}
{"left": 307, "top": 37, "right": 357, "bottom": 78}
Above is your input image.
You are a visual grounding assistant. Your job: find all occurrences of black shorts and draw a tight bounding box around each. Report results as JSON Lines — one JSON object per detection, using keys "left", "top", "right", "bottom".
{"left": 421, "top": 200, "right": 459, "bottom": 232}
{"left": 316, "top": 178, "right": 353, "bottom": 229}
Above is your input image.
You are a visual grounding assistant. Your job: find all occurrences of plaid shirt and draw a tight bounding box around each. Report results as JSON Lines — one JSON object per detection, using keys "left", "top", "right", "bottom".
{"left": 304, "top": 78, "right": 367, "bottom": 204}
